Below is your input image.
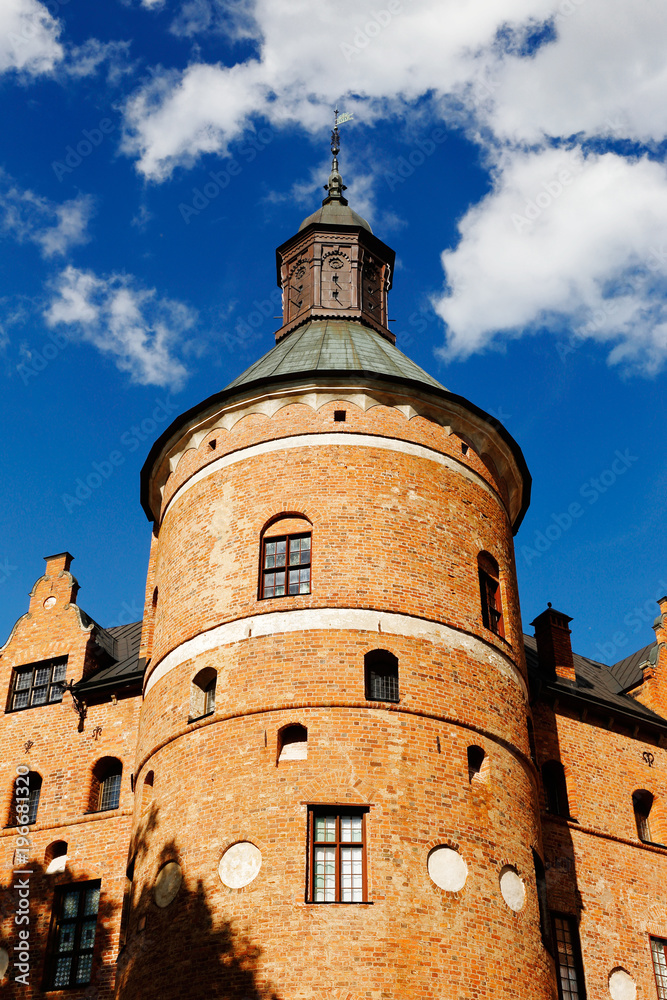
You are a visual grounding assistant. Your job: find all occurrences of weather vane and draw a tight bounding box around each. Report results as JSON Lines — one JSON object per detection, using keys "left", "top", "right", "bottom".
{"left": 324, "top": 108, "right": 354, "bottom": 203}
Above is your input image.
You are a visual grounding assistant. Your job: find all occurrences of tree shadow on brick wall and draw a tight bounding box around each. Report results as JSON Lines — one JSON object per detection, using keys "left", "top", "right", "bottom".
{"left": 116, "top": 803, "right": 281, "bottom": 1000}
{"left": 0, "top": 850, "right": 117, "bottom": 999}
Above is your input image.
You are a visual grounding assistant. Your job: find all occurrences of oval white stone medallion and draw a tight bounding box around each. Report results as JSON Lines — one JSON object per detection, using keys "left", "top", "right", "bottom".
{"left": 154, "top": 861, "right": 182, "bottom": 908}
{"left": 609, "top": 968, "right": 636, "bottom": 1000}
{"left": 427, "top": 846, "right": 468, "bottom": 892}
{"left": 219, "top": 842, "right": 262, "bottom": 889}
{"left": 0, "top": 947, "right": 9, "bottom": 980}
{"left": 499, "top": 866, "right": 525, "bottom": 911}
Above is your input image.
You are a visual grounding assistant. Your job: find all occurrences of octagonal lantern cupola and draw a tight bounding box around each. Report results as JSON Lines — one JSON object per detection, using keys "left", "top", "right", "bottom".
{"left": 274, "top": 116, "right": 396, "bottom": 343}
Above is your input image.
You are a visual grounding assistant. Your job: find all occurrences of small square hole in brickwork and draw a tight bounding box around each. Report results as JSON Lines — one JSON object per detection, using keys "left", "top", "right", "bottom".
{"left": 209, "top": 439, "right": 217, "bottom": 449}
{"left": 461, "top": 443, "right": 469, "bottom": 455}
{"left": 334, "top": 410, "right": 346, "bottom": 422}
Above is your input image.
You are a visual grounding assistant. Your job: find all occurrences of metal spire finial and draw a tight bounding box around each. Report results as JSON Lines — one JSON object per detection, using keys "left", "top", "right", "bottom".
{"left": 323, "top": 108, "right": 353, "bottom": 205}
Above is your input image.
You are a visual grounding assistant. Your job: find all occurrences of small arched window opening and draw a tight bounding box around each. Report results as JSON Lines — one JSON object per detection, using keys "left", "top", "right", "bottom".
{"left": 478, "top": 552, "right": 504, "bottom": 638}
{"left": 152, "top": 587, "right": 158, "bottom": 610}
{"left": 364, "top": 650, "right": 399, "bottom": 703}
{"left": 90, "top": 757, "right": 122, "bottom": 812}
{"left": 9, "top": 771, "right": 42, "bottom": 826}
{"left": 277, "top": 724, "right": 308, "bottom": 763}
{"left": 633, "top": 789, "right": 654, "bottom": 843}
{"left": 467, "top": 745, "right": 489, "bottom": 784}
{"left": 259, "top": 515, "right": 312, "bottom": 599}
{"left": 189, "top": 668, "right": 216, "bottom": 722}
{"left": 27, "top": 772, "right": 42, "bottom": 824}
{"left": 45, "top": 840, "right": 68, "bottom": 874}
{"left": 141, "top": 771, "right": 154, "bottom": 815}
{"left": 542, "top": 761, "right": 570, "bottom": 818}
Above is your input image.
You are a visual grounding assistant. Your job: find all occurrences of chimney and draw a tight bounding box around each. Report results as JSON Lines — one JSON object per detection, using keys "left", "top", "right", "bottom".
{"left": 530, "top": 604, "right": 576, "bottom": 682}
{"left": 44, "top": 552, "right": 74, "bottom": 575}
{"left": 636, "top": 597, "right": 667, "bottom": 717}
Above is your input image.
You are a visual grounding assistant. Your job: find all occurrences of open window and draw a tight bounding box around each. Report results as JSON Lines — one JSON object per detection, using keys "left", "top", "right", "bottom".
{"left": 542, "top": 761, "right": 570, "bottom": 818}
{"left": 633, "top": 789, "right": 654, "bottom": 843}
{"left": 277, "top": 724, "right": 308, "bottom": 763}
{"left": 141, "top": 771, "right": 154, "bottom": 815}
{"left": 189, "top": 668, "right": 216, "bottom": 722}
{"left": 478, "top": 552, "right": 504, "bottom": 637}
{"left": 364, "top": 650, "right": 399, "bottom": 703}
{"left": 45, "top": 840, "right": 68, "bottom": 874}
{"left": 467, "top": 746, "right": 489, "bottom": 784}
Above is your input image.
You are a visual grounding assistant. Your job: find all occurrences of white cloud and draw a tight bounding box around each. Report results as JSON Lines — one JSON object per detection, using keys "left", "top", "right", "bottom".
{"left": 434, "top": 149, "right": 667, "bottom": 373}
{"left": 44, "top": 266, "right": 196, "bottom": 388}
{"left": 0, "top": 177, "right": 94, "bottom": 258}
{"left": 0, "top": 0, "right": 63, "bottom": 75}
{"left": 119, "top": 0, "right": 667, "bottom": 373}
{"left": 65, "top": 38, "right": 133, "bottom": 84}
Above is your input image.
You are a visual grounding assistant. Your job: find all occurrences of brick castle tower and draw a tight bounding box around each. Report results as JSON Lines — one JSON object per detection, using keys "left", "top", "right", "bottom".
{"left": 114, "top": 121, "right": 553, "bottom": 999}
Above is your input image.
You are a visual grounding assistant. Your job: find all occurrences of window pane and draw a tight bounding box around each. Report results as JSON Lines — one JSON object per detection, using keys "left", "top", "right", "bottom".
{"left": 341, "top": 815, "right": 362, "bottom": 843}
{"left": 340, "top": 847, "right": 363, "bottom": 902}
{"left": 99, "top": 773, "right": 121, "bottom": 811}
{"left": 314, "top": 815, "right": 337, "bottom": 842}
{"left": 275, "top": 540, "right": 286, "bottom": 567}
{"left": 58, "top": 924, "right": 76, "bottom": 953}
{"left": 13, "top": 690, "right": 29, "bottom": 710}
{"left": 76, "top": 953, "right": 94, "bottom": 984}
{"left": 15, "top": 670, "right": 31, "bottom": 690}
{"left": 28, "top": 786, "right": 40, "bottom": 824}
{"left": 314, "top": 847, "right": 336, "bottom": 902}
{"left": 54, "top": 956, "right": 72, "bottom": 988}
{"left": 62, "top": 891, "right": 79, "bottom": 919}
{"left": 31, "top": 686, "right": 47, "bottom": 706}
{"left": 80, "top": 920, "right": 97, "bottom": 950}
{"left": 652, "top": 938, "right": 667, "bottom": 999}
{"left": 84, "top": 885, "right": 100, "bottom": 916}
{"left": 49, "top": 683, "right": 64, "bottom": 702}
{"left": 53, "top": 661, "right": 67, "bottom": 681}
{"left": 288, "top": 569, "right": 300, "bottom": 594}
{"left": 34, "top": 666, "right": 50, "bottom": 686}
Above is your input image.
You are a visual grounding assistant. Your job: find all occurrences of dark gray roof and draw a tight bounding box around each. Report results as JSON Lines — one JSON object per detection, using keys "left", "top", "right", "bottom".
{"left": 610, "top": 642, "right": 656, "bottom": 691}
{"left": 76, "top": 620, "right": 143, "bottom": 696}
{"left": 299, "top": 201, "right": 372, "bottom": 233}
{"left": 226, "top": 319, "right": 446, "bottom": 393}
{"left": 524, "top": 634, "right": 665, "bottom": 726}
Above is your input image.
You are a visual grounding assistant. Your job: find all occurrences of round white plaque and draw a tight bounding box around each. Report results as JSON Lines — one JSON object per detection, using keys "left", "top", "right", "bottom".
{"left": 154, "top": 861, "right": 182, "bottom": 908}
{"left": 499, "top": 866, "right": 525, "bottom": 911}
{"left": 218, "top": 842, "right": 262, "bottom": 889}
{"left": 427, "top": 846, "right": 468, "bottom": 892}
{"left": 609, "top": 969, "right": 636, "bottom": 1000}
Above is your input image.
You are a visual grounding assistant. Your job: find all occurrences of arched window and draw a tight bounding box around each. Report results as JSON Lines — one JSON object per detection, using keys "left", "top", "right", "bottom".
{"left": 8, "top": 771, "right": 42, "bottom": 826}
{"left": 277, "top": 724, "right": 308, "bottom": 763}
{"left": 189, "top": 668, "right": 216, "bottom": 721}
{"left": 45, "top": 840, "right": 68, "bottom": 874}
{"left": 467, "top": 746, "right": 488, "bottom": 784}
{"left": 542, "top": 761, "right": 570, "bottom": 818}
{"left": 364, "top": 650, "right": 399, "bottom": 703}
{"left": 90, "top": 757, "right": 122, "bottom": 812}
{"left": 141, "top": 771, "right": 154, "bottom": 815}
{"left": 633, "top": 789, "right": 654, "bottom": 843}
{"left": 478, "top": 552, "right": 504, "bottom": 637}
{"left": 259, "top": 515, "right": 312, "bottom": 599}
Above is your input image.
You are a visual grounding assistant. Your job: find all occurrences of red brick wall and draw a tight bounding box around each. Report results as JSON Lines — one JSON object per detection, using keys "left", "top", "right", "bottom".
{"left": 0, "top": 561, "right": 141, "bottom": 999}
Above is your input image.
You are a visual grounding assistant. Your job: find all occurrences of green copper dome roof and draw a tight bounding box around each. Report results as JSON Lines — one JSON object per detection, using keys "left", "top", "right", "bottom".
{"left": 225, "top": 319, "right": 446, "bottom": 392}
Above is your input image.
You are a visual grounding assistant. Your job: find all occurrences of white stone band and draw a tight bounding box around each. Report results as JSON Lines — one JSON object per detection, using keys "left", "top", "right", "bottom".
{"left": 161, "top": 432, "right": 501, "bottom": 523}
{"left": 144, "top": 607, "right": 527, "bottom": 698}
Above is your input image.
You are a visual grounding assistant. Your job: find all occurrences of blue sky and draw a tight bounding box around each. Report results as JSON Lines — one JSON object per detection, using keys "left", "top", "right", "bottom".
{"left": 1, "top": 0, "right": 666, "bottom": 665}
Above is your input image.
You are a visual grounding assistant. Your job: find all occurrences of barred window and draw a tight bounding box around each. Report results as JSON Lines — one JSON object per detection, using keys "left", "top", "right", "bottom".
{"left": 99, "top": 772, "right": 121, "bottom": 811}
{"left": 9, "top": 657, "right": 67, "bottom": 711}
{"left": 364, "top": 650, "right": 399, "bottom": 703}
{"left": 261, "top": 533, "right": 311, "bottom": 598}
{"left": 308, "top": 808, "right": 368, "bottom": 903}
{"left": 551, "top": 914, "right": 586, "bottom": 1000}
{"left": 651, "top": 937, "right": 667, "bottom": 999}
{"left": 45, "top": 881, "right": 100, "bottom": 990}
{"left": 478, "top": 552, "right": 504, "bottom": 637}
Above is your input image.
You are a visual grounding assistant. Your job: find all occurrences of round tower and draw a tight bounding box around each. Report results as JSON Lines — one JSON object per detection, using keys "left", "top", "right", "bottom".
{"left": 118, "top": 131, "right": 554, "bottom": 1000}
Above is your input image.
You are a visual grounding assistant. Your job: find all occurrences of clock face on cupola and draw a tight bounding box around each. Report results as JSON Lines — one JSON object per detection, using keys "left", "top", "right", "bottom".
{"left": 274, "top": 114, "right": 395, "bottom": 343}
